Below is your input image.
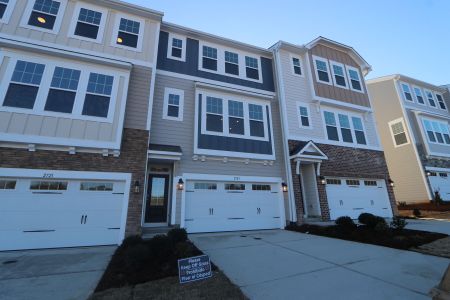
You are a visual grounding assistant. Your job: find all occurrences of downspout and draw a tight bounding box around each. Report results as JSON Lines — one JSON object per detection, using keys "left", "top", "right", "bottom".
{"left": 273, "top": 45, "right": 297, "bottom": 224}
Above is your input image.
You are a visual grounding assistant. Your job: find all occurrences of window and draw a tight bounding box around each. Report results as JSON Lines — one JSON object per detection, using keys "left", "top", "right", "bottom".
{"left": 0, "top": 179, "right": 16, "bottom": 190}
{"left": 435, "top": 93, "right": 447, "bottom": 110}
{"left": 346, "top": 179, "right": 360, "bottom": 186}
{"left": 27, "top": 0, "right": 61, "bottom": 30}
{"left": 326, "top": 179, "right": 341, "bottom": 185}
{"left": 225, "top": 183, "right": 245, "bottom": 191}
{"left": 80, "top": 182, "right": 113, "bottom": 191}
{"left": 228, "top": 100, "right": 244, "bottom": 135}
{"left": 44, "top": 67, "right": 81, "bottom": 113}
{"left": 0, "top": 0, "right": 8, "bottom": 19}
{"left": 0, "top": 0, "right": 15, "bottom": 23}
{"left": 167, "top": 34, "right": 186, "bottom": 61}
{"left": 314, "top": 57, "right": 330, "bottom": 84}
{"left": 439, "top": 173, "right": 448, "bottom": 178}
{"left": 324, "top": 111, "right": 339, "bottom": 141}
{"left": 205, "top": 96, "right": 223, "bottom": 132}
{"left": 73, "top": 7, "right": 103, "bottom": 40}
{"left": 249, "top": 103, "right": 264, "bottom": 137}
{"left": 331, "top": 62, "right": 347, "bottom": 88}
{"left": 82, "top": 73, "right": 114, "bottom": 118}
{"left": 425, "top": 90, "right": 436, "bottom": 107}
{"left": 292, "top": 57, "right": 302, "bottom": 76}
{"left": 225, "top": 51, "right": 239, "bottom": 75}
{"left": 364, "top": 180, "right": 378, "bottom": 186}
{"left": 423, "top": 119, "right": 450, "bottom": 145}
{"left": 163, "top": 88, "right": 184, "bottom": 121}
{"left": 252, "top": 184, "right": 271, "bottom": 191}
{"left": 194, "top": 183, "right": 217, "bottom": 190}
{"left": 202, "top": 46, "right": 218, "bottom": 71}
{"left": 245, "top": 56, "right": 259, "bottom": 80}
{"left": 352, "top": 117, "right": 367, "bottom": 145}
{"left": 297, "top": 103, "right": 310, "bottom": 128}
{"left": 346, "top": 67, "right": 363, "bottom": 92}
{"left": 338, "top": 114, "right": 353, "bottom": 143}
{"left": 401, "top": 83, "right": 413, "bottom": 102}
{"left": 3, "top": 60, "right": 45, "bottom": 109}
{"left": 116, "top": 18, "right": 140, "bottom": 48}
{"left": 30, "top": 181, "right": 68, "bottom": 190}
{"left": 389, "top": 118, "right": 409, "bottom": 147}
{"left": 413, "top": 87, "right": 425, "bottom": 105}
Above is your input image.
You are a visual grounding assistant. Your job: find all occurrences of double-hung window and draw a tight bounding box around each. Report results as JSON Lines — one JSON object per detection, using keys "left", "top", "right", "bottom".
{"left": 338, "top": 114, "right": 353, "bottom": 143}
{"left": 3, "top": 60, "right": 45, "bottom": 109}
{"left": 116, "top": 17, "right": 140, "bottom": 48}
{"left": 435, "top": 93, "right": 447, "bottom": 110}
{"left": 74, "top": 8, "right": 102, "bottom": 40}
{"left": 27, "top": 0, "right": 61, "bottom": 30}
{"left": 167, "top": 34, "right": 186, "bottom": 61}
{"left": 44, "top": 67, "right": 81, "bottom": 113}
{"left": 245, "top": 56, "right": 259, "bottom": 80}
{"left": 423, "top": 119, "right": 450, "bottom": 145}
{"left": 347, "top": 68, "right": 363, "bottom": 92}
{"left": 205, "top": 96, "right": 223, "bottom": 132}
{"left": 82, "top": 73, "right": 114, "bottom": 118}
{"left": 324, "top": 111, "right": 339, "bottom": 141}
{"left": 389, "top": 118, "right": 409, "bottom": 147}
{"left": 0, "top": 0, "right": 8, "bottom": 19}
{"left": 413, "top": 87, "right": 425, "bottom": 104}
{"left": 202, "top": 46, "right": 218, "bottom": 71}
{"left": 352, "top": 117, "right": 366, "bottom": 145}
{"left": 171, "top": 38, "right": 182, "bottom": 57}
{"left": 225, "top": 51, "right": 239, "bottom": 76}
{"left": 228, "top": 100, "right": 244, "bottom": 135}
{"left": 324, "top": 111, "right": 366, "bottom": 145}
{"left": 425, "top": 90, "right": 436, "bottom": 107}
{"left": 163, "top": 88, "right": 184, "bottom": 121}
{"left": 0, "top": 0, "right": 15, "bottom": 22}
{"left": 314, "top": 57, "right": 330, "bottom": 84}
{"left": 292, "top": 57, "right": 302, "bottom": 76}
{"left": 401, "top": 83, "right": 413, "bottom": 102}
{"left": 297, "top": 103, "right": 310, "bottom": 128}
{"left": 249, "top": 104, "right": 264, "bottom": 137}
{"left": 331, "top": 62, "right": 347, "bottom": 88}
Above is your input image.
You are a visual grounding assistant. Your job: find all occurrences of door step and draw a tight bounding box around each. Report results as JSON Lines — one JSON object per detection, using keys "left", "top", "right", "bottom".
{"left": 304, "top": 217, "right": 323, "bottom": 223}
{"left": 142, "top": 226, "right": 173, "bottom": 239}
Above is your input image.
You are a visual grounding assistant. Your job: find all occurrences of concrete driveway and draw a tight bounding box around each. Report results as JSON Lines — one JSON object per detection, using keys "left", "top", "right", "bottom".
{"left": 406, "top": 219, "right": 450, "bottom": 235}
{"left": 190, "top": 230, "right": 449, "bottom": 300}
{"left": 0, "top": 246, "right": 115, "bottom": 300}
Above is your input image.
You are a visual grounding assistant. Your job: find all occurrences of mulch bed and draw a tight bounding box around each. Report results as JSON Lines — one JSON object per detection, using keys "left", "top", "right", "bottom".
{"left": 286, "top": 224, "right": 448, "bottom": 250}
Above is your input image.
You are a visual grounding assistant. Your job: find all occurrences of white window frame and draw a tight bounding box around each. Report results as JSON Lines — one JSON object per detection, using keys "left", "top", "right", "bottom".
{"left": 0, "top": 51, "right": 124, "bottom": 123}
{"left": 67, "top": 2, "right": 108, "bottom": 44}
{"left": 111, "top": 12, "right": 145, "bottom": 52}
{"left": 167, "top": 33, "right": 186, "bottom": 62}
{"left": 290, "top": 54, "right": 304, "bottom": 77}
{"left": 20, "top": 0, "right": 68, "bottom": 34}
{"left": 400, "top": 82, "right": 413, "bottom": 102}
{"left": 421, "top": 117, "right": 450, "bottom": 146}
{"left": 330, "top": 60, "right": 348, "bottom": 89}
{"left": 162, "top": 87, "right": 184, "bottom": 121}
{"left": 0, "top": 0, "right": 16, "bottom": 24}
{"left": 321, "top": 108, "right": 367, "bottom": 146}
{"left": 244, "top": 55, "right": 261, "bottom": 81}
{"left": 424, "top": 89, "right": 437, "bottom": 107}
{"left": 312, "top": 55, "right": 332, "bottom": 85}
{"left": 388, "top": 118, "right": 410, "bottom": 148}
{"left": 296, "top": 101, "right": 312, "bottom": 129}
{"left": 200, "top": 90, "right": 270, "bottom": 142}
{"left": 412, "top": 85, "right": 426, "bottom": 106}
{"left": 435, "top": 92, "right": 447, "bottom": 111}
{"left": 345, "top": 65, "right": 364, "bottom": 93}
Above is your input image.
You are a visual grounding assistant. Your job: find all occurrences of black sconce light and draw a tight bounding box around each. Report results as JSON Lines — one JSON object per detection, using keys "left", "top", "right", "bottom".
{"left": 319, "top": 176, "right": 326, "bottom": 185}
{"left": 177, "top": 178, "right": 184, "bottom": 190}
{"left": 425, "top": 170, "right": 432, "bottom": 177}
{"left": 133, "top": 180, "right": 140, "bottom": 193}
{"left": 282, "top": 182, "right": 288, "bottom": 192}
{"left": 388, "top": 178, "right": 394, "bottom": 187}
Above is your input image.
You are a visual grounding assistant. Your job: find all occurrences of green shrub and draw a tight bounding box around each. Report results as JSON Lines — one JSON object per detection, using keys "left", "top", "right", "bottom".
{"left": 167, "top": 228, "right": 188, "bottom": 245}
{"left": 174, "top": 242, "right": 195, "bottom": 259}
{"left": 148, "top": 234, "right": 173, "bottom": 262}
{"left": 413, "top": 208, "right": 421, "bottom": 218}
{"left": 335, "top": 216, "right": 357, "bottom": 231}
{"left": 124, "top": 243, "right": 151, "bottom": 270}
{"left": 120, "top": 235, "right": 144, "bottom": 249}
{"left": 374, "top": 221, "right": 389, "bottom": 233}
{"left": 397, "top": 201, "right": 407, "bottom": 207}
{"left": 390, "top": 216, "right": 408, "bottom": 231}
{"left": 433, "top": 191, "right": 444, "bottom": 205}
{"left": 358, "top": 213, "right": 387, "bottom": 229}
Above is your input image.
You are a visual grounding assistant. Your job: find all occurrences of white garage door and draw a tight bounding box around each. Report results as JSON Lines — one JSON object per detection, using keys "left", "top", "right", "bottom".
{"left": 0, "top": 176, "right": 127, "bottom": 251}
{"left": 428, "top": 172, "right": 450, "bottom": 201}
{"left": 326, "top": 178, "right": 393, "bottom": 220}
{"left": 185, "top": 181, "right": 283, "bottom": 233}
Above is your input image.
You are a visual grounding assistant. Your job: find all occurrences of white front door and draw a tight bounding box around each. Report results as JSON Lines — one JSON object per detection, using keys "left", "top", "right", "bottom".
{"left": 326, "top": 178, "right": 392, "bottom": 220}
{"left": 0, "top": 175, "right": 128, "bottom": 251}
{"left": 428, "top": 172, "right": 450, "bottom": 201}
{"left": 184, "top": 181, "right": 283, "bottom": 233}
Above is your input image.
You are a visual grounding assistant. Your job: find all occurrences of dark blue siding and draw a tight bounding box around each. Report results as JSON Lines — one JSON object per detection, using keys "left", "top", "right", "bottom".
{"left": 197, "top": 95, "right": 273, "bottom": 155}
{"left": 157, "top": 31, "right": 275, "bottom": 92}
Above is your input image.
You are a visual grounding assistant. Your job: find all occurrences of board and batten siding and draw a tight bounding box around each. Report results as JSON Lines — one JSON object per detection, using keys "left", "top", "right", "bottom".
{"left": 124, "top": 66, "right": 152, "bottom": 130}
{"left": 309, "top": 44, "right": 370, "bottom": 107}
{"left": 150, "top": 74, "right": 287, "bottom": 224}
{"left": 368, "top": 80, "right": 430, "bottom": 203}
{"left": 0, "top": 0, "right": 159, "bottom": 65}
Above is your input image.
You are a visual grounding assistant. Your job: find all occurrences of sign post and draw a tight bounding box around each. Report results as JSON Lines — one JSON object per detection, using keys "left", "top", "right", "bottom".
{"left": 178, "top": 255, "right": 212, "bottom": 284}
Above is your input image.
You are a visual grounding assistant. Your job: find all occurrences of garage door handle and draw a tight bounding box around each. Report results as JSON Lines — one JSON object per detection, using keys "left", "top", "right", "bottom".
{"left": 81, "top": 215, "right": 84, "bottom": 224}
{"left": 84, "top": 215, "right": 88, "bottom": 224}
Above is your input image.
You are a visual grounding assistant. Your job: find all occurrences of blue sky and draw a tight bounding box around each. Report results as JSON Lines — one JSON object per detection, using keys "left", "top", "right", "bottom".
{"left": 127, "top": 0, "right": 449, "bottom": 85}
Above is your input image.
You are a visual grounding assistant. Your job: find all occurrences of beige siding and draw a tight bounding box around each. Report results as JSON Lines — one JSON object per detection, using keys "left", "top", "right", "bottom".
{"left": 124, "top": 66, "right": 152, "bottom": 129}
{"left": 368, "top": 80, "right": 430, "bottom": 203}
{"left": 309, "top": 44, "right": 370, "bottom": 107}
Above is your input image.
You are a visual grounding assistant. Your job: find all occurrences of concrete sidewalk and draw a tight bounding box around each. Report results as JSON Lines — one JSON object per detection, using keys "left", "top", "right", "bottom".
{"left": 190, "top": 230, "right": 449, "bottom": 300}
{"left": 0, "top": 246, "right": 115, "bottom": 300}
{"left": 406, "top": 219, "right": 450, "bottom": 235}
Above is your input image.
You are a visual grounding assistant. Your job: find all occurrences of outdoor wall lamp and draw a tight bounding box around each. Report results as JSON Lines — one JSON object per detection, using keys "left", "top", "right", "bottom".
{"left": 282, "top": 182, "right": 288, "bottom": 192}
{"left": 177, "top": 178, "right": 184, "bottom": 191}
{"left": 133, "top": 180, "right": 140, "bottom": 194}
{"left": 388, "top": 178, "right": 395, "bottom": 187}
{"left": 426, "top": 170, "right": 432, "bottom": 176}
{"left": 319, "top": 176, "right": 326, "bottom": 185}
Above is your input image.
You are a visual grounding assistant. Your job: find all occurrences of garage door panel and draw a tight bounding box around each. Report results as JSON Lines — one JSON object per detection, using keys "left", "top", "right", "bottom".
{"left": 428, "top": 173, "right": 450, "bottom": 201}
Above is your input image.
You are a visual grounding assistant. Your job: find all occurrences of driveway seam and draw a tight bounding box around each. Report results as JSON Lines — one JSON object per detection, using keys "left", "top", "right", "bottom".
{"left": 0, "top": 268, "right": 106, "bottom": 281}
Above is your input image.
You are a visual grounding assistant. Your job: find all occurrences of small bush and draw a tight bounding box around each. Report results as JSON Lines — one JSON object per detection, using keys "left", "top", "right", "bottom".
{"left": 433, "top": 191, "right": 444, "bottom": 205}
{"left": 148, "top": 234, "right": 173, "bottom": 262}
{"left": 124, "top": 243, "right": 151, "bottom": 270}
{"left": 335, "top": 216, "right": 357, "bottom": 231}
{"left": 374, "top": 221, "right": 389, "bottom": 233}
{"left": 167, "top": 228, "right": 188, "bottom": 245}
{"left": 390, "top": 216, "right": 408, "bottom": 231}
{"left": 174, "top": 242, "right": 195, "bottom": 259}
{"left": 397, "top": 201, "right": 407, "bottom": 207}
{"left": 358, "top": 213, "right": 387, "bottom": 229}
{"left": 413, "top": 208, "right": 421, "bottom": 217}
{"left": 120, "top": 235, "right": 144, "bottom": 249}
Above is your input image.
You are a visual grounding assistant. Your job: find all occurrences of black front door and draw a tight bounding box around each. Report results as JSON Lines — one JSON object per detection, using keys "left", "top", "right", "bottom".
{"left": 145, "top": 174, "right": 169, "bottom": 223}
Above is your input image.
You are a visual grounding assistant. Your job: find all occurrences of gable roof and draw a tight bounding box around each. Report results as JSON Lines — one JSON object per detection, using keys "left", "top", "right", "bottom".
{"left": 290, "top": 140, "right": 328, "bottom": 160}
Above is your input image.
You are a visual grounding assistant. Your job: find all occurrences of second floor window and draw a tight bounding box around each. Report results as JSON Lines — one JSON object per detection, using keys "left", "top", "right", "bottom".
{"left": 117, "top": 18, "right": 140, "bottom": 48}
{"left": 401, "top": 83, "right": 413, "bottom": 101}
{"left": 0, "top": 0, "right": 11, "bottom": 20}
{"left": 202, "top": 46, "right": 218, "bottom": 71}
{"left": 435, "top": 93, "right": 447, "bottom": 110}
{"left": 206, "top": 96, "right": 223, "bottom": 132}
{"left": 228, "top": 100, "right": 244, "bottom": 135}
{"left": 44, "top": 67, "right": 81, "bottom": 113}
{"left": 389, "top": 118, "right": 409, "bottom": 147}
{"left": 298, "top": 104, "right": 310, "bottom": 128}
{"left": 163, "top": 88, "right": 184, "bottom": 121}
{"left": 249, "top": 104, "right": 264, "bottom": 137}
{"left": 245, "top": 56, "right": 259, "bottom": 80}
{"left": 425, "top": 90, "right": 436, "bottom": 107}
{"left": 324, "top": 111, "right": 366, "bottom": 145}
{"left": 413, "top": 87, "right": 425, "bottom": 104}
{"left": 82, "top": 73, "right": 114, "bottom": 118}
{"left": 74, "top": 8, "right": 102, "bottom": 40}
{"left": 292, "top": 57, "right": 302, "bottom": 75}
{"left": 225, "top": 51, "right": 239, "bottom": 75}
{"left": 28, "top": 0, "right": 60, "bottom": 30}
{"left": 423, "top": 119, "right": 450, "bottom": 145}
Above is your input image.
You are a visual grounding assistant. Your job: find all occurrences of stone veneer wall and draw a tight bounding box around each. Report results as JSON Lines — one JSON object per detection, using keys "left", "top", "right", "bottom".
{"left": 0, "top": 128, "right": 149, "bottom": 235}
{"left": 288, "top": 140, "right": 398, "bottom": 223}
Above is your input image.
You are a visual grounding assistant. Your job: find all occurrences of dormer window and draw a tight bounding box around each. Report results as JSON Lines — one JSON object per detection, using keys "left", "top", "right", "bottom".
{"left": 225, "top": 51, "right": 239, "bottom": 75}
{"left": 400, "top": 83, "right": 413, "bottom": 101}
{"left": 245, "top": 56, "right": 259, "bottom": 80}
{"left": 28, "top": 0, "right": 60, "bottom": 30}
{"left": 202, "top": 46, "right": 218, "bottom": 71}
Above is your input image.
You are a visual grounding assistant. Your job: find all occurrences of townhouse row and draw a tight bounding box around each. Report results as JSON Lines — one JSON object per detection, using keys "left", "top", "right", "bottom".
{"left": 0, "top": 0, "right": 447, "bottom": 251}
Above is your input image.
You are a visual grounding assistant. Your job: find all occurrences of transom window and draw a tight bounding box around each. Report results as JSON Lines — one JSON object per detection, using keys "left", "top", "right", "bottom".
{"left": 225, "top": 51, "right": 239, "bottom": 75}
{"left": 346, "top": 179, "right": 360, "bottom": 186}
{"left": 245, "top": 56, "right": 259, "bottom": 80}
{"left": 292, "top": 57, "right": 302, "bottom": 75}
{"left": 0, "top": 179, "right": 16, "bottom": 190}
{"left": 347, "top": 67, "right": 362, "bottom": 92}
{"left": 74, "top": 8, "right": 102, "bottom": 40}
{"left": 30, "top": 180, "right": 68, "bottom": 190}
{"left": 80, "top": 182, "right": 113, "bottom": 191}
{"left": 225, "top": 183, "right": 245, "bottom": 191}
{"left": 228, "top": 100, "right": 244, "bottom": 135}
{"left": 252, "top": 184, "right": 271, "bottom": 191}
{"left": 425, "top": 90, "right": 436, "bottom": 107}
{"left": 205, "top": 96, "right": 223, "bottom": 132}
{"left": 116, "top": 17, "right": 140, "bottom": 48}
{"left": 326, "top": 179, "right": 341, "bottom": 185}
{"left": 364, "top": 180, "right": 378, "bottom": 186}
{"left": 314, "top": 57, "right": 330, "bottom": 83}
{"left": 82, "top": 73, "right": 114, "bottom": 118}
{"left": 435, "top": 93, "right": 447, "bottom": 110}
{"left": 324, "top": 111, "right": 366, "bottom": 145}
{"left": 423, "top": 119, "right": 450, "bottom": 145}
{"left": 163, "top": 88, "right": 184, "bottom": 121}
{"left": 389, "top": 118, "right": 409, "bottom": 147}
{"left": 28, "top": 0, "right": 61, "bottom": 30}
{"left": 194, "top": 183, "right": 217, "bottom": 190}
{"left": 44, "top": 67, "right": 81, "bottom": 113}
{"left": 331, "top": 62, "right": 347, "bottom": 87}
{"left": 298, "top": 104, "right": 310, "bottom": 128}
{"left": 401, "top": 83, "right": 413, "bottom": 101}
{"left": 413, "top": 87, "right": 425, "bottom": 104}
{"left": 202, "top": 46, "right": 218, "bottom": 71}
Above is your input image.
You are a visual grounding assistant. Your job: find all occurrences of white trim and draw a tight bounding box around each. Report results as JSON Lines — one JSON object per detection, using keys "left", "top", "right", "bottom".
{"left": 312, "top": 55, "right": 332, "bottom": 85}
{"left": 67, "top": 2, "right": 108, "bottom": 44}
{"left": 110, "top": 12, "right": 145, "bottom": 52}
{"left": 288, "top": 135, "right": 383, "bottom": 151}
{"left": 425, "top": 166, "right": 450, "bottom": 172}
{"left": 171, "top": 175, "right": 180, "bottom": 225}
{"left": 0, "top": 167, "right": 131, "bottom": 244}
{"left": 329, "top": 60, "right": 349, "bottom": 89}
{"left": 313, "top": 96, "right": 373, "bottom": 112}
{"left": 0, "top": 0, "right": 16, "bottom": 24}
{"left": 167, "top": 32, "right": 186, "bottom": 62}
{"left": 146, "top": 21, "right": 160, "bottom": 131}
{"left": 20, "top": 0, "right": 68, "bottom": 35}
{"left": 194, "top": 81, "right": 273, "bottom": 100}
{"left": 162, "top": 87, "right": 184, "bottom": 121}
{"left": 388, "top": 117, "right": 411, "bottom": 148}
{"left": 345, "top": 65, "right": 364, "bottom": 93}
{"left": 289, "top": 54, "right": 304, "bottom": 77}
{"left": 290, "top": 141, "right": 328, "bottom": 160}
{"left": 296, "top": 101, "right": 312, "bottom": 129}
